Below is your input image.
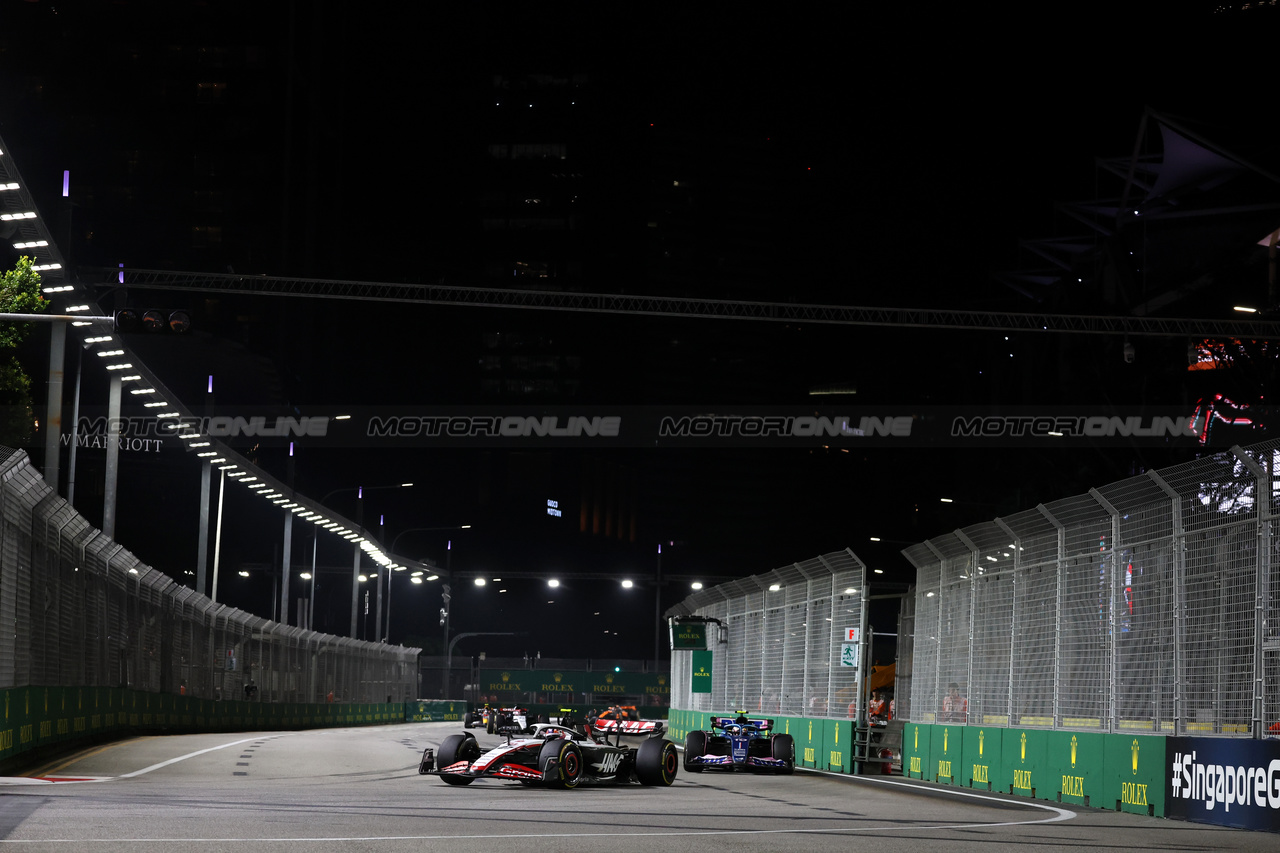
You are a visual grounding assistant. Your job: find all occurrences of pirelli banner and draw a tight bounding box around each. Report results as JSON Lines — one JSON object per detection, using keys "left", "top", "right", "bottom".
{"left": 476, "top": 669, "right": 671, "bottom": 702}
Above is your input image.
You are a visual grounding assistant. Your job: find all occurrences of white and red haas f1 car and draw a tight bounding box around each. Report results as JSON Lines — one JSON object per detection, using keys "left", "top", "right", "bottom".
{"left": 418, "top": 719, "right": 679, "bottom": 789}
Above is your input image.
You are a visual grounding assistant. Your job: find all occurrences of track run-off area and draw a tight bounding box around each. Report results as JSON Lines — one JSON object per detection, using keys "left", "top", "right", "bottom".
{"left": 0, "top": 722, "right": 1272, "bottom": 853}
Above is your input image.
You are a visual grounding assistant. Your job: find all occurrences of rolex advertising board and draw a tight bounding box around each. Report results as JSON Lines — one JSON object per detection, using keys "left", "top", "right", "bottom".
{"left": 670, "top": 621, "right": 708, "bottom": 650}
{"left": 476, "top": 669, "right": 671, "bottom": 701}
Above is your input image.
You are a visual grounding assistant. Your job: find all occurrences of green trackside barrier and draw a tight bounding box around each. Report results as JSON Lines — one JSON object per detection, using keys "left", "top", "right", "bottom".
{"left": 1047, "top": 730, "right": 1105, "bottom": 806}
{"left": 963, "top": 725, "right": 1002, "bottom": 790}
{"left": 667, "top": 708, "right": 694, "bottom": 741}
{"left": 405, "top": 700, "right": 467, "bottom": 722}
{"left": 822, "top": 719, "right": 851, "bottom": 774}
{"left": 1104, "top": 734, "right": 1164, "bottom": 817}
{"left": 1003, "top": 727, "right": 1049, "bottom": 798}
{"left": 903, "top": 721, "right": 930, "bottom": 779}
{"left": 794, "top": 716, "right": 822, "bottom": 769}
{"left": 908, "top": 723, "right": 1169, "bottom": 817}
{"left": 932, "top": 722, "right": 964, "bottom": 785}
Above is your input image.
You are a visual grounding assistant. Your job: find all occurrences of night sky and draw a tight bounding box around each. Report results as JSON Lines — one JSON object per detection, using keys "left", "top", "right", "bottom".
{"left": 0, "top": 1, "right": 1277, "bottom": 658}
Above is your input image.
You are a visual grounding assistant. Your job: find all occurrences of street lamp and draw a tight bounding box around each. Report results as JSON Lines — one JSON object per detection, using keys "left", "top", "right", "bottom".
{"left": 387, "top": 525, "right": 471, "bottom": 650}
{"left": 316, "top": 483, "right": 412, "bottom": 638}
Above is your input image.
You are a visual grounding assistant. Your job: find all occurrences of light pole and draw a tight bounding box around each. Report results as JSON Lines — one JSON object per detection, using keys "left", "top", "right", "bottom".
{"left": 655, "top": 542, "right": 663, "bottom": 670}
{"left": 387, "top": 525, "right": 470, "bottom": 649}
{"left": 316, "top": 483, "right": 413, "bottom": 638}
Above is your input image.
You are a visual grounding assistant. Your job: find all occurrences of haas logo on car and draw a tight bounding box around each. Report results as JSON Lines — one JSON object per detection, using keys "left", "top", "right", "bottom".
{"left": 595, "top": 753, "right": 623, "bottom": 776}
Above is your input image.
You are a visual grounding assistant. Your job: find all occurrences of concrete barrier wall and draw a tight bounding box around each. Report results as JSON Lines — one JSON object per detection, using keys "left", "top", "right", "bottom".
{"left": 0, "top": 686, "right": 409, "bottom": 770}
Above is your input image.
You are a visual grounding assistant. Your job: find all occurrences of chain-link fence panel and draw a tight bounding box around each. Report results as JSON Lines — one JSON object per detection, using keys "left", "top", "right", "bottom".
{"left": 666, "top": 549, "right": 869, "bottom": 720}
{"left": 903, "top": 439, "right": 1280, "bottom": 737}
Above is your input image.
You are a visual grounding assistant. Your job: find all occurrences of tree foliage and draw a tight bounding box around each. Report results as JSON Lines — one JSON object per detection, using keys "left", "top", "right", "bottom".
{"left": 0, "top": 257, "right": 48, "bottom": 446}
{"left": 0, "top": 256, "right": 47, "bottom": 348}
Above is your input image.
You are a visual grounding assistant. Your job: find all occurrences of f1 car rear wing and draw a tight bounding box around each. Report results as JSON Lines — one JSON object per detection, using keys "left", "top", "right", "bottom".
{"left": 592, "top": 718, "right": 666, "bottom": 737}
{"left": 711, "top": 716, "right": 774, "bottom": 731}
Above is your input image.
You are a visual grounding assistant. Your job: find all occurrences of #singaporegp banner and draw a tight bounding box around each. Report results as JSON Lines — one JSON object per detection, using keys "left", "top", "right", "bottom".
{"left": 1166, "top": 736, "right": 1280, "bottom": 831}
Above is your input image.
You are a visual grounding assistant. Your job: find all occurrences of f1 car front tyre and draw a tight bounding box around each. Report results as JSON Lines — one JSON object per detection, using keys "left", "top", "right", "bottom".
{"left": 637, "top": 738, "right": 679, "bottom": 786}
{"left": 683, "top": 731, "right": 707, "bottom": 772}
{"left": 437, "top": 733, "right": 479, "bottom": 786}
{"left": 538, "top": 738, "right": 583, "bottom": 789}
{"left": 772, "top": 733, "right": 795, "bottom": 774}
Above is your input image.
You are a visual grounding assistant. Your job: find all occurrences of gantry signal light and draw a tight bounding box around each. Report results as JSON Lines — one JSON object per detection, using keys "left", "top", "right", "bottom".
{"left": 113, "top": 308, "right": 192, "bottom": 334}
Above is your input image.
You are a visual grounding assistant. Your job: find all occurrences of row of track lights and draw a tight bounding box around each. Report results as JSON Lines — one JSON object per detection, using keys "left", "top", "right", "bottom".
{"left": 471, "top": 577, "right": 708, "bottom": 590}
{"left": 0, "top": 144, "right": 424, "bottom": 593}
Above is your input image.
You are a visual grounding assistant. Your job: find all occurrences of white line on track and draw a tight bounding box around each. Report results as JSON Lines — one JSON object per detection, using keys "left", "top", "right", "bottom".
{"left": 0, "top": 734, "right": 289, "bottom": 786}
{"left": 114, "top": 734, "right": 286, "bottom": 779}
{"left": 0, "top": 816, "right": 1080, "bottom": 845}
{"left": 0, "top": 735, "right": 1076, "bottom": 843}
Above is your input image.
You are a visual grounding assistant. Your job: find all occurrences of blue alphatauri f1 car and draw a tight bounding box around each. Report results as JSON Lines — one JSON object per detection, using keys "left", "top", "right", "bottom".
{"left": 683, "top": 713, "right": 795, "bottom": 774}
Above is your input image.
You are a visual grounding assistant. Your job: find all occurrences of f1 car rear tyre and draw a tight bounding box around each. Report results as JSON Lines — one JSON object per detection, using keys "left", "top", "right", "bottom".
{"left": 463, "top": 712, "right": 474, "bottom": 729}
{"left": 538, "top": 738, "right": 583, "bottom": 789}
{"left": 683, "top": 730, "right": 707, "bottom": 772}
{"left": 437, "top": 733, "right": 479, "bottom": 785}
{"left": 637, "top": 738, "right": 679, "bottom": 786}
{"left": 772, "top": 733, "right": 795, "bottom": 774}
{"left": 486, "top": 714, "right": 496, "bottom": 735}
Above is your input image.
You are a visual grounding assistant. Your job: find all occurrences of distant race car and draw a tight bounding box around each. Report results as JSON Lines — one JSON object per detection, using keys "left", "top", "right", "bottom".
{"left": 462, "top": 706, "right": 492, "bottom": 731}
{"left": 683, "top": 713, "right": 795, "bottom": 774}
{"left": 593, "top": 704, "right": 640, "bottom": 722}
{"left": 464, "top": 705, "right": 541, "bottom": 735}
{"left": 419, "top": 719, "right": 679, "bottom": 789}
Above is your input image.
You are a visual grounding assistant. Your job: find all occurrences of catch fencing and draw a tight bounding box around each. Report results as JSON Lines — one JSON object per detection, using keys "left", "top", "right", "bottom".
{"left": 667, "top": 549, "right": 868, "bottom": 718}
{"left": 903, "top": 439, "right": 1280, "bottom": 737}
{"left": 0, "top": 447, "right": 419, "bottom": 704}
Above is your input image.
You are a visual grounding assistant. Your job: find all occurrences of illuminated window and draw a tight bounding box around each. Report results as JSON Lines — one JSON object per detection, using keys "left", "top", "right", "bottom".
{"left": 196, "top": 82, "right": 227, "bottom": 103}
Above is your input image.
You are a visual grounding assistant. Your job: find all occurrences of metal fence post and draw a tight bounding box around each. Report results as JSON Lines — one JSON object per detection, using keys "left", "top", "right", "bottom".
{"left": 1090, "top": 488, "right": 1122, "bottom": 733}
{"left": 1231, "top": 446, "right": 1270, "bottom": 738}
{"left": 1148, "top": 469, "right": 1183, "bottom": 734}
{"left": 955, "top": 530, "right": 979, "bottom": 723}
{"left": 925, "top": 541, "right": 946, "bottom": 719}
{"left": 1037, "top": 504, "right": 1064, "bottom": 729}
{"left": 995, "top": 518, "right": 1020, "bottom": 726}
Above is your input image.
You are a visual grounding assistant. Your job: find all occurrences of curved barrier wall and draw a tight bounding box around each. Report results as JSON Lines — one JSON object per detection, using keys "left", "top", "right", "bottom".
{"left": 0, "top": 447, "right": 420, "bottom": 770}
{"left": 0, "top": 685, "right": 412, "bottom": 771}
